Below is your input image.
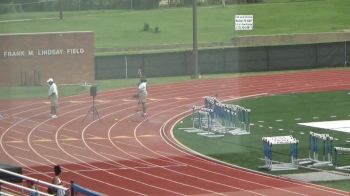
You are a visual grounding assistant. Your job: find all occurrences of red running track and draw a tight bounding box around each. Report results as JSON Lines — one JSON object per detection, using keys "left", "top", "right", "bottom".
{"left": 1, "top": 69, "right": 350, "bottom": 195}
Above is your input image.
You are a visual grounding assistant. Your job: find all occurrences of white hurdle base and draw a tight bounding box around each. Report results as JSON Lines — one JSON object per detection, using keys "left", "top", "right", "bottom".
{"left": 312, "top": 161, "right": 333, "bottom": 167}
{"left": 297, "top": 158, "right": 333, "bottom": 167}
{"left": 335, "top": 166, "right": 350, "bottom": 172}
{"left": 258, "top": 163, "right": 298, "bottom": 171}
{"left": 227, "top": 128, "right": 250, "bottom": 136}
{"left": 297, "top": 158, "right": 314, "bottom": 165}
{"left": 179, "top": 127, "right": 202, "bottom": 133}
{"left": 197, "top": 131, "right": 224, "bottom": 138}
{"left": 259, "top": 158, "right": 298, "bottom": 171}
{"left": 179, "top": 128, "right": 224, "bottom": 137}
{"left": 269, "top": 163, "right": 298, "bottom": 171}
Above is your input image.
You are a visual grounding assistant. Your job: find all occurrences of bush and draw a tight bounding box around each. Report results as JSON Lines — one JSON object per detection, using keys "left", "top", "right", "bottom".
{"left": 143, "top": 23, "right": 150, "bottom": 31}
{"left": 133, "top": 0, "right": 160, "bottom": 9}
{"left": 154, "top": 27, "right": 160, "bottom": 33}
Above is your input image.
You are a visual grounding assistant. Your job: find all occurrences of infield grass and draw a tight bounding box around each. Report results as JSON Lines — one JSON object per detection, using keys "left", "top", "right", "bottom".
{"left": 174, "top": 90, "right": 350, "bottom": 192}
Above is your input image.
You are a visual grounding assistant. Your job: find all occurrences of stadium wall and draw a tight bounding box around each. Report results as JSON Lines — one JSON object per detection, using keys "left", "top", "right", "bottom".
{"left": 0, "top": 31, "right": 95, "bottom": 86}
{"left": 95, "top": 41, "right": 349, "bottom": 79}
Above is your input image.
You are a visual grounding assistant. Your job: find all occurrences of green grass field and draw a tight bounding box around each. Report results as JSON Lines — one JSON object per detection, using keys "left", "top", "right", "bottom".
{"left": 0, "top": 0, "right": 349, "bottom": 48}
{"left": 174, "top": 90, "right": 350, "bottom": 191}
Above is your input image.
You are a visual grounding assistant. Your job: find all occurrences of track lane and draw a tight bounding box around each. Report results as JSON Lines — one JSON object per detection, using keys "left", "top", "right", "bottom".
{"left": 1, "top": 69, "right": 350, "bottom": 195}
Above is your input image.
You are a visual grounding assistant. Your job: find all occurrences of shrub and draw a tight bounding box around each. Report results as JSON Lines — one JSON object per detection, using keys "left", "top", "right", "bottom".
{"left": 144, "top": 23, "right": 150, "bottom": 31}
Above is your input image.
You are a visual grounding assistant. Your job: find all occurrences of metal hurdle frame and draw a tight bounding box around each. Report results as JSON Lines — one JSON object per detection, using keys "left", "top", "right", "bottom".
{"left": 179, "top": 105, "right": 204, "bottom": 133}
{"left": 204, "top": 97, "right": 226, "bottom": 133}
{"left": 204, "top": 96, "right": 251, "bottom": 136}
{"left": 334, "top": 147, "right": 350, "bottom": 171}
{"left": 180, "top": 97, "right": 251, "bottom": 137}
{"left": 0, "top": 168, "right": 68, "bottom": 196}
{"left": 298, "top": 131, "right": 333, "bottom": 167}
{"left": 180, "top": 105, "right": 222, "bottom": 137}
{"left": 259, "top": 135, "right": 299, "bottom": 171}
{"left": 227, "top": 104, "right": 251, "bottom": 135}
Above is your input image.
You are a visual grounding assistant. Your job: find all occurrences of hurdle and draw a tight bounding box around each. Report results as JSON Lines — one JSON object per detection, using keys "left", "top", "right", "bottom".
{"left": 181, "top": 97, "right": 250, "bottom": 137}
{"left": 179, "top": 105, "right": 221, "bottom": 137}
{"left": 179, "top": 105, "right": 204, "bottom": 133}
{"left": 204, "top": 96, "right": 251, "bottom": 135}
{"left": 334, "top": 147, "right": 350, "bottom": 171}
{"left": 193, "top": 106, "right": 223, "bottom": 137}
{"left": 259, "top": 135, "right": 299, "bottom": 171}
{"left": 298, "top": 131, "right": 333, "bottom": 167}
{"left": 192, "top": 106, "right": 211, "bottom": 131}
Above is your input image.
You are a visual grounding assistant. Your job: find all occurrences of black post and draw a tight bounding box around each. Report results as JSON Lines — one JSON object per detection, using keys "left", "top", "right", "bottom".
{"left": 59, "top": 0, "right": 63, "bottom": 19}
{"left": 192, "top": 0, "right": 199, "bottom": 79}
{"left": 345, "top": 41, "right": 348, "bottom": 67}
{"left": 71, "top": 181, "right": 74, "bottom": 196}
{"left": 266, "top": 46, "right": 270, "bottom": 71}
{"left": 315, "top": 44, "right": 319, "bottom": 67}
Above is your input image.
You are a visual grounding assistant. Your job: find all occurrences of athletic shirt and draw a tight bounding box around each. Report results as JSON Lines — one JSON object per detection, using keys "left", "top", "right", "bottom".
{"left": 49, "top": 83, "right": 58, "bottom": 97}
{"left": 55, "top": 176, "right": 66, "bottom": 196}
{"left": 138, "top": 82, "right": 147, "bottom": 93}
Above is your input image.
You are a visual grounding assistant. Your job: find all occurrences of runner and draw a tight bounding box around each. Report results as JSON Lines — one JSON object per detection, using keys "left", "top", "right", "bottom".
{"left": 138, "top": 77, "right": 148, "bottom": 119}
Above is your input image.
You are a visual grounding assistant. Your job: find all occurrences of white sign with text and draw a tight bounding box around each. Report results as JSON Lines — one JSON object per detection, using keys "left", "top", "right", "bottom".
{"left": 234, "top": 15, "right": 253, "bottom": 31}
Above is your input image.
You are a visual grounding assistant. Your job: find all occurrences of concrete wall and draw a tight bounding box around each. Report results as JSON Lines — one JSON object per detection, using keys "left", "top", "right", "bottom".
{"left": 231, "top": 32, "right": 350, "bottom": 47}
{"left": 95, "top": 41, "right": 350, "bottom": 79}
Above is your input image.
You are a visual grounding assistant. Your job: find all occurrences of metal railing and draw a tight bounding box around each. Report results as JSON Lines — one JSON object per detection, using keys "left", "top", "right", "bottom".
{"left": 0, "top": 168, "right": 69, "bottom": 196}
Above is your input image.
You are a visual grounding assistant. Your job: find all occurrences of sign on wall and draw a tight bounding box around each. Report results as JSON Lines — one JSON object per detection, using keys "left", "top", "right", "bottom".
{"left": 0, "top": 31, "right": 95, "bottom": 86}
{"left": 234, "top": 15, "right": 254, "bottom": 31}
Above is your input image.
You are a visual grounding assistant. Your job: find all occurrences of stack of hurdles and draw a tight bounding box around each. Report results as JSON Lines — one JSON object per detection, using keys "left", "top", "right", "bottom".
{"left": 180, "top": 96, "right": 251, "bottom": 138}
{"left": 204, "top": 96, "right": 251, "bottom": 136}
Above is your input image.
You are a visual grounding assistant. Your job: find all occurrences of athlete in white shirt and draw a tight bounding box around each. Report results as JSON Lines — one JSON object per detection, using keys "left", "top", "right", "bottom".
{"left": 138, "top": 77, "right": 148, "bottom": 119}
{"left": 47, "top": 78, "right": 58, "bottom": 118}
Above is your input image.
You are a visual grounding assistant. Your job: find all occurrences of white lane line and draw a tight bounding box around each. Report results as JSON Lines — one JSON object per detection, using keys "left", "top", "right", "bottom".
{"left": 6, "top": 143, "right": 30, "bottom": 152}
{"left": 88, "top": 141, "right": 114, "bottom": 149}
{"left": 61, "top": 142, "right": 86, "bottom": 151}
{"left": 8, "top": 129, "right": 26, "bottom": 135}
{"left": 99, "top": 151, "right": 152, "bottom": 167}
{"left": 33, "top": 143, "right": 58, "bottom": 151}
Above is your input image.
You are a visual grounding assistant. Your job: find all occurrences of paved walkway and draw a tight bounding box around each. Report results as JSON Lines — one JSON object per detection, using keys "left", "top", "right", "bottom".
{"left": 282, "top": 171, "right": 350, "bottom": 182}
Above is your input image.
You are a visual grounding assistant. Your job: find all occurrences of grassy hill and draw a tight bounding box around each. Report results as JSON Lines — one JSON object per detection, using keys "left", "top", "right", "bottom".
{"left": 0, "top": 0, "right": 349, "bottom": 48}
